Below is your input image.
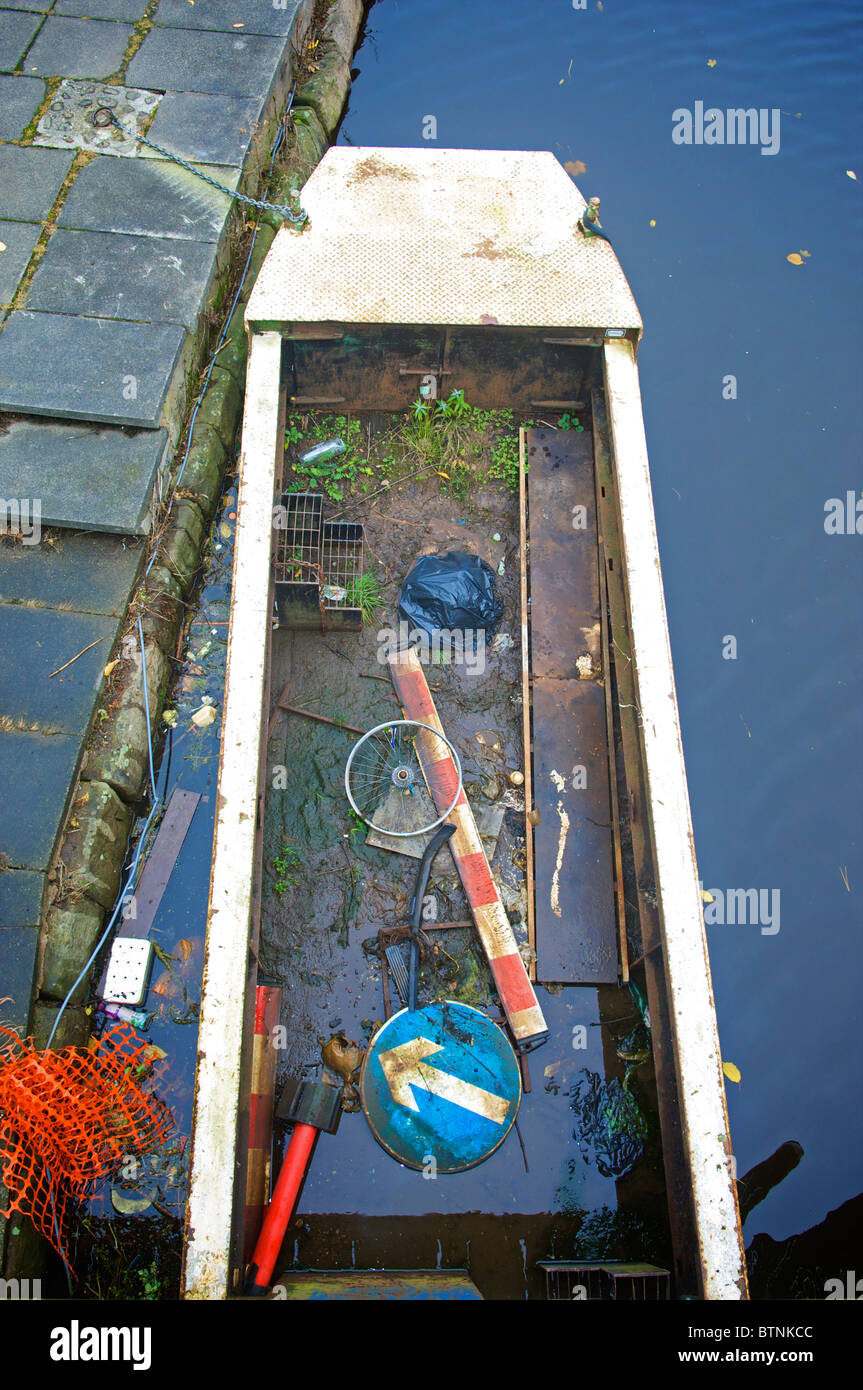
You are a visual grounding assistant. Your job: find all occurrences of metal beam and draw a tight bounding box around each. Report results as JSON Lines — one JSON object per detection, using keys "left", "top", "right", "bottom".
{"left": 602, "top": 338, "right": 747, "bottom": 1300}
{"left": 182, "top": 331, "right": 283, "bottom": 1301}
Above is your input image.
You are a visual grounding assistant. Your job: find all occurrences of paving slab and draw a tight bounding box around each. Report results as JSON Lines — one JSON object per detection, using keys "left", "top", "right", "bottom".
{"left": 0, "top": 928, "right": 39, "bottom": 1030}
{"left": 0, "top": 73, "right": 47, "bottom": 140}
{"left": 128, "top": 26, "right": 286, "bottom": 100}
{"left": 57, "top": 154, "right": 239, "bottom": 240}
{"left": 26, "top": 228, "right": 217, "bottom": 329}
{"left": 151, "top": 0, "right": 303, "bottom": 36}
{"left": 0, "top": 221, "right": 41, "bottom": 306}
{"left": 0, "top": 419, "right": 168, "bottom": 534}
{"left": 0, "top": 527, "right": 144, "bottom": 611}
{"left": 22, "top": 16, "right": 133, "bottom": 80}
{"left": 140, "top": 90, "right": 267, "bottom": 167}
{"left": 55, "top": 0, "right": 150, "bottom": 17}
{"left": 34, "top": 78, "right": 162, "bottom": 157}
{"left": 0, "top": 146, "right": 75, "bottom": 224}
{"left": 0, "top": 603, "right": 119, "bottom": 735}
{"left": 0, "top": 10, "right": 42, "bottom": 72}
{"left": 0, "top": 311, "right": 186, "bottom": 428}
{"left": 1, "top": 2, "right": 51, "bottom": 10}
{"left": 0, "top": 869, "right": 44, "bottom": 929}
{"left": 0, "top": 728, "right": 81, "bottom": 870}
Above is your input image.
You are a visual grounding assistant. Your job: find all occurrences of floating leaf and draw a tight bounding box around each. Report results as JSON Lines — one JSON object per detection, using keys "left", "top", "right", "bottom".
{"left": 152, "top": 975, "right": 175, "bottom": 1002}
{"left": 786, "top": 252, "right": 804, "bottom": 265}
{"left": 847, "top": 170, "right": 857, "bottom": 180}
{"left": 564, "top": 159, "right": 587, "bottom": 177}
{"left": 0, "top": 243, "right": 6, "bottom": 253}
{"left": 162, "top": 708, "right": 178, "bottom": 727}
{"left": 175, "top": 938, "right": 194, "bottom": 963}
{"left": 103, "top": 660, "right": 118, "bottom": 678}
{"left": 701, "top": 889, "right": 714, "bottom": 904}
{"left": 544, "top": 1061, "right": 561, "bottom": 1079}
{"left": 722, "top": 1061, "right": 742, "bottom": 1084}
{"left": 649, "top": 219, "right": 656, "bottom": 227}
{"left": 707, "top": 58, "right": 717, "bottom": 67}
{"left": 111, "top": 1186, "right": 157, "bottom": 1215}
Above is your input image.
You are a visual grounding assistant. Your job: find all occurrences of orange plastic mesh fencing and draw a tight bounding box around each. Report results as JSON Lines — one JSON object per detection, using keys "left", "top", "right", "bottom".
{"left": 0, "top": 1023, "right": 172, "bottom": 1263}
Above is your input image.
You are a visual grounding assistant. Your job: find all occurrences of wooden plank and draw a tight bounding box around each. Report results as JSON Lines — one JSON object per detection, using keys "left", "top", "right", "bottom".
{"left": 518, "top": 427, "right": 536, "bottom": 980}
{"left": 531, "top": 678, "right": 618, "bottom": 984}
{"left": 118, "top": 787, "right": 200, "bottom": 939}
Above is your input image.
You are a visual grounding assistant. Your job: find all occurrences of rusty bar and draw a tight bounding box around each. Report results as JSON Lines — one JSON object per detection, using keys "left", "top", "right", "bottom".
{"left": 518, "top": 426, "right": 537, "bottom": 980}
{"left": 599, "top": 537, "right": 629, "bottom": 983}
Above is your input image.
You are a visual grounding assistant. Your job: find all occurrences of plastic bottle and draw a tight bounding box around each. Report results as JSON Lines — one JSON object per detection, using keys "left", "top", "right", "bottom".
{"left": 98, "top": 1002, "right": 152, "bottom": 1030}
{"left": 299, "top": 438, "right": 346, "bottom": 466}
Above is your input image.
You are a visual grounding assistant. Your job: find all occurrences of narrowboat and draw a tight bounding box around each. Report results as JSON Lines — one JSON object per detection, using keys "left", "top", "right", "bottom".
{"left": 181, "top": 147, "right": 747, "bottom": 1302}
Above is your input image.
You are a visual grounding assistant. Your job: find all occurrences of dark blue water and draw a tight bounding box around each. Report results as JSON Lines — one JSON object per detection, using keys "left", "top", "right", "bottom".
{"left": 342, "top": 0, "right": 863, "bottom": 1252}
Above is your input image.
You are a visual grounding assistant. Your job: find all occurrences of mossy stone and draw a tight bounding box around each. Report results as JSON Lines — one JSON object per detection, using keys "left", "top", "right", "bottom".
{"left": 293, "top": 42, "right": 351, "bottom": 137}
{"left": 40, "top": 897, "right": 106, "bottom": 1003}
{"left": 58, "top": 781, "right": 132, "bottom": 912}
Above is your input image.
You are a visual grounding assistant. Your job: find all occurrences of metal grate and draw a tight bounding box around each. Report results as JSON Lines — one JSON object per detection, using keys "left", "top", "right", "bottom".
{"left": 538, "top": 1262, "right": 671, "bottom": 1301}
{"left": 273, "top": 496, "right": 364, "bottom": 631}
{"left": 274, "top": 492, "right": 323, "bottom": 585}
{"left": 321, "top": 520, "right": 363, "bottom": 612}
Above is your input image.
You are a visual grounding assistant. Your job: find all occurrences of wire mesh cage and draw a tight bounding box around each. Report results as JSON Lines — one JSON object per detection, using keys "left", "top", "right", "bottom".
{"left": 321, "top": 521, "right": 363, "bottom": 630}
{"left": 537, "top": 1261, "right": 671, "bottom": 1301}
{"left": 273, "top": 495, "right": 364, "bottom": 632}
{"left": 274, "top": 492, "right": 325, "bottom": 629}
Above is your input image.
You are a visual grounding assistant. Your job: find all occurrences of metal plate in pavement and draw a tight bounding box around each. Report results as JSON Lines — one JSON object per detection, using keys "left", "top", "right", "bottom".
{"left": 360, "top": 1001, "right": 521, "bottom": 1173}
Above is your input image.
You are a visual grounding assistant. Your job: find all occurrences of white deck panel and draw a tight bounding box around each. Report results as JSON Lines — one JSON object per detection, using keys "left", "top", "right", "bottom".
{"left": 246, "top": 147, "right": 642, "bottom": 331}
{"left": 603, "top": 338, "right": 747, "bottom": 1299}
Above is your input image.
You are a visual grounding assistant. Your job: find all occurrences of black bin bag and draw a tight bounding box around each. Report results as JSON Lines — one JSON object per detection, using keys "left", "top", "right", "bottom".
{"left": 398, "top": 551, "right": 503, "bottom": 639}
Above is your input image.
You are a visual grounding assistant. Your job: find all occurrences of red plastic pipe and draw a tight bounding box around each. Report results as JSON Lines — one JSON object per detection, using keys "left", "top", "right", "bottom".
{"left": 247, "top": 1122, "right": 317, "bottom": 1289}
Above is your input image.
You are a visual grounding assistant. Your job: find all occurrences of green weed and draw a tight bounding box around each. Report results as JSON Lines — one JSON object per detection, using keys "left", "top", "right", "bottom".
{"left": 272, "top": 843, "right": 302, "bottom": 897}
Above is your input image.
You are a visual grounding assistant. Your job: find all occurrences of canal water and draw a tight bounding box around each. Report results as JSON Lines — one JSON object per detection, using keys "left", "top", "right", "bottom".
{"left": 339, "top": 0, "right": 863, "bottom": 1294}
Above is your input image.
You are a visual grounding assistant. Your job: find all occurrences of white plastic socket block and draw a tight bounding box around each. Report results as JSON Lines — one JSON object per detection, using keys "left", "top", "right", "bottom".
{"left": 102, "top": 938, "right": 153, "bottom": 1005}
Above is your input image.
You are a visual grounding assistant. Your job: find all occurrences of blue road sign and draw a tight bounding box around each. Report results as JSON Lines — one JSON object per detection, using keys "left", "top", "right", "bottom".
{"left": 359, "top": 1001, "right": 521, "bottom": 1173}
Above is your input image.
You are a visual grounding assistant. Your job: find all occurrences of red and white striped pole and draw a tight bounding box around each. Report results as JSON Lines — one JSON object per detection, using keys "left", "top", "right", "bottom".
{"left": 243, "top": 984, "right": 281, "bottom": 1262}
{"left": 389, "top": 649, "right": 547, "bottom": 1049}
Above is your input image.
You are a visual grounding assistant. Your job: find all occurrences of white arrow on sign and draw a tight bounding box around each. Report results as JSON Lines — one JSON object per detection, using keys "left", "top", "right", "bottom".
{"left": 379, "top": 1037, "right": 510, "bottom": 1124}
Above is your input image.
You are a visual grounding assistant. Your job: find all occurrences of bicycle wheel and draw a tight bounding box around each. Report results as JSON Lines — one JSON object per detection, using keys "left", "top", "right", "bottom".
{"left": 344, "top": 719, "right": 463, "bottom": 838}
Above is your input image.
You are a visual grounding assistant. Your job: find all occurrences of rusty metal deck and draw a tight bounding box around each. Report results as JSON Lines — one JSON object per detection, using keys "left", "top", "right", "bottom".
{"left": 526, "top": 428, "right": 618, "bottom": 984}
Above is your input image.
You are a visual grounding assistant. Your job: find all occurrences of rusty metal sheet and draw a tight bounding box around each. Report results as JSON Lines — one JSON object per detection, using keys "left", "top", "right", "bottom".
{"left": 527, "top": 428, "right": 600, "bottom": 681}
{"left": 532, "top": 678, "right": 618, "bottom": 984}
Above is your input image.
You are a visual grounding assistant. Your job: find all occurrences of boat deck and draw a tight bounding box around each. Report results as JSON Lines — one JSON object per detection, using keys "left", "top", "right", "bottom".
{"left": 258, "top": 406, "right": 671, "bottom": 1298}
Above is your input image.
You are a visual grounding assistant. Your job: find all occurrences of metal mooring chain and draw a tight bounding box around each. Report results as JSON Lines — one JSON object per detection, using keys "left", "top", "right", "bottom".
{"left": 93, "top": 107, "right": 308, "bottom": 226}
